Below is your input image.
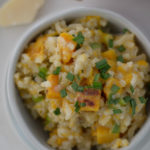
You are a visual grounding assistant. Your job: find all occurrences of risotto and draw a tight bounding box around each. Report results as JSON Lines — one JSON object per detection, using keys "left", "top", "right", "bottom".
{"left": 14, "top": 16, "right": 150, "bottom": 150}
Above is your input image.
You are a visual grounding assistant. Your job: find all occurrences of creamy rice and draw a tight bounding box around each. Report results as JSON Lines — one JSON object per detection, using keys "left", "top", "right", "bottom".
{"left": 14, "top": 16, "right": 150, "bottom": 150}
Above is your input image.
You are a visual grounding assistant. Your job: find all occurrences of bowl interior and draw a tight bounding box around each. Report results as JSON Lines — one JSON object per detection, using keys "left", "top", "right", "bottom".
{"left": 6, "top": 7, "right": 150, "bottom": 150}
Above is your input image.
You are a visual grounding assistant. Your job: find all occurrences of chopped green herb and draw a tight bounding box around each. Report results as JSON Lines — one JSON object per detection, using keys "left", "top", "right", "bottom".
{"left": 71, "top": 82, "right": 78, "bottom": 91}
{"left": 44, "top": 115, "right": 51, "bottom": 125}
{"left": 117, "top": 45, "right": 126, "bottom": 52}
{"left": 112, "top": 123, "right": 120, "bottom": 133}
{"left": 32, "top": 96, "right": 44, "bottom": 103}
{"left": 76, "top": 75, "right": 81, "bottom": 80}
{"left": 111, "top": 84, "right": 120, "bottom": 94}
{"left": 123, "top": 96, "right": 131, "bottom": 103}
{"left": 77, "top": 86, "right": 84, "bottom": 92}
{"left": 84, "top": 85, "right": 93, "bottom": 89}
{"left": 53, "top": 107, "right": 61, "bottom": 115}
{"left": 93, "top": 81, "right": 102, "bottom": 90}
{"left": 108, "top": 39, "right": 114, "bottom": 48}
{"left": 130, "top": 98, "right": 136, "bottom": 115}
{"left": 80, "top": 102, "right": 86, "bottom": 107}
{"left": 38, "top": 67, "right": 48, "bottom": 80}
{"left": 123, "top": 28, "right": 129, "bottom": 33}
{"left": 71, "top": 82, "right": 84, "bottom": 92}
{"left": 73, "top": 32, "right": 84, "bottom": 45}
{"left": 113, "top": 109, "right": 122, "bottom": 114}
{"left": 53, "top": 66, "right": 61, "bottom": 75}
{"left": 119, "top": 98, "right": 126, "bottom": 106}
{"left": 139, "top": 97, "right": 147, "bottom": 104}
{"left": 96, "top": 59, "right": 111, "bottom": 73}
{"left": 100, "top": 72, "right": 110, "bottom": 80}
{"left": 66, "top": 72, "right": 75, "bottom": 81}
{"left": 94, "top": 74, "right": 100, "bottom": 82}
{"left": 60, "top": 89, "right": 67, "bottom": 98}
{"left": 107, "top": 95, "right": 119, "bottom": 105}
{"left": 90, "top": 42, "right": 101, "bottom": 49}
{"left": 130, "top": 85, "right": 134, "bottom": 94}
{"left": 74, "top": 101, "right": 80, "bottom": 112}
{"left": 117, "top": 55, "right": 124, "bottom": 62}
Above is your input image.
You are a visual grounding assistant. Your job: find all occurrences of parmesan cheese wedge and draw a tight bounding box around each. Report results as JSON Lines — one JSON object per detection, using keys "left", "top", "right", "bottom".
{"left": 0, "top": 0, "right": 45, "bottom": 27}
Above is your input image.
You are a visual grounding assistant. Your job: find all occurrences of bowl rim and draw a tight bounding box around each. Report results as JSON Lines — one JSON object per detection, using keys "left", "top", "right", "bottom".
{"left": 5, "top": 6, "right": 150, "bottom": 150}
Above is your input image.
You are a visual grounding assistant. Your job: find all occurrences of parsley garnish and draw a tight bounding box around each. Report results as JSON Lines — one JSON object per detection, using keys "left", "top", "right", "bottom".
{"left": 32, "top": 96, "right": 44, "bottom": 103}
{"left": 73, "top": 32, "right": 84, "bottom": 46}
{"left": 60, "top": 89, "right": 67, "bottom": 98}
{"left": 123, "top": 96, "right": 131, "bottom": 103}
{"left": 117, "top": 55, "right": 124, "bottom": 62}
{"left": 96, "top": 59, "right": 111, "bottom": 73}
{"left": 90, "top": 42, "right": 101, "bottom": 49}
{"left": 53, "top": 108, "right": 61, "bottom": 115}
{"left": 113, "top": 109, "right": 122, "bottom": 114}
{"left": 112, "top": 123, "right": 120, "bottom": 133}
{"left": 66, "top": 72, "right": 75, "bottom": 81}
{"left": 108, "top": 39, "right": 114, "bottom": 48}
{"left": 139, "top": 97, "right": 147, "bottom": 104}
{"left": 119, "top": 98, "right": 126, "bottom": 106}
{"left": 38, "top": 67, "right": 48, "bottom": 80}
{"left": 53, "top": 66, "right": 61, "bottom": 75}
{"left": 117, "top": 45, "right": 126, "bottom": 52}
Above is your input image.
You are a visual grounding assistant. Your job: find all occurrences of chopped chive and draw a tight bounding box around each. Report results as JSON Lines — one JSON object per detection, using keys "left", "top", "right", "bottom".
{"left": 119, "top": 98, "right": 126, "bottom": 106}
{"left": 139, "top": 97, "right": 147, "bottom": 104}
{"left": 60, "top": 89, "right": 67, "bottom": 98}
{"left": 130, "top": 85, "right": 134, "bottom": 94}
{"left": 74, "top": 101, "right": 80, "bottom": 112}
{"left": 71, "top": 82, "right": 78, "bottom": 91}
{"left": 107, "top": 95, "right": 119, "bottom": 105}
{"left": 44, "top": 115, "right": 51, "bottom": 125}
{"left": 108, "top": 39, "right": 114, "bottom": 48}
{"left": 53, "top": 107, "right": 61, "bottom": 115}
{"left": 96, "top": 59, "right": 111, "bottom": 73}
{"left": 117, "top": 55, "right": 124, "bottom": 62}
{"left": 117, "top": 45, "right": 126, "bottom": 52}
{"left": 93, "top": 81, "right": 102, "bottom": 90}
{"left": 100, "top": 72, "right": 110, "bottom": 80}
{"left": 123, "top": 96, "right": 131, "bottom": 103}
{"left": 71, "top": 82, "right": 84, "bottom": 92}
{"left": 123, "top": 28, "right": 129, "bottom": 33}
{"left": 76, "top": 75, "right": 81, "bottom": 80}
{"left": 130, "top": 98, "right": 136, "bottom": 115}
{"left": 53, "top": 66, "right": 61, "bottom": 75}
{"left": 113, "top": 109, "right": 122, "bottom": 114}
{"left": 73, "top": 32, "right": 84, "bottom": 45}
{"left": 112, "top": 123, "right": 120, "bottom": 133}
{"left": 77, "top": 86, "right": 84, "bottom": 92}
{"left": 32, "top": 96, "right": 44, "bottom": 103}
{"left": 111, "top": 84, "right": 120, "bottom": 94}
{"left": 66, "top": 72, "right": 75, "bottom": 81}
{"left": 90, "top": 42, "right": 101, "bottom": 49}
{"left": 80, "top": 102, "right": 86, "bottom": 107}
{"left": 38, "top": 67, "right": 48, "bottom": 80}
{"left": 94, "top": 74, "right": 100, "bottom": 82}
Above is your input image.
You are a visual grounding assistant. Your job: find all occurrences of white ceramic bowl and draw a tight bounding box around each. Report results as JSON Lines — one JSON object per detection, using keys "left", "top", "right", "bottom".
{"left": 5, "top": 7, "right": 150, "bottom": 150}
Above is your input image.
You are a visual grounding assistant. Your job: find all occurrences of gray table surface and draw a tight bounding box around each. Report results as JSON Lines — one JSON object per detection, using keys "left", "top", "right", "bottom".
{"left": 0, "top": 0, "right": 150, "bottom": 150}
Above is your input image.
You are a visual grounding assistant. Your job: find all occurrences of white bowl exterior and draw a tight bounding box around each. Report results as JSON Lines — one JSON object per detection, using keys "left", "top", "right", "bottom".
{"left": 5, "top": 7, "right": 150, "bottom": 150}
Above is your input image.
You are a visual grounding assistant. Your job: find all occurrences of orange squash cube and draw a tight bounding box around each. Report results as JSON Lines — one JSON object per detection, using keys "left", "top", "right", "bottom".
{"left": 57, "top": 32, "right": 77, "bottom": 63}
{"left": 93, "top": 126, "right": 119, "bottom": 144}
